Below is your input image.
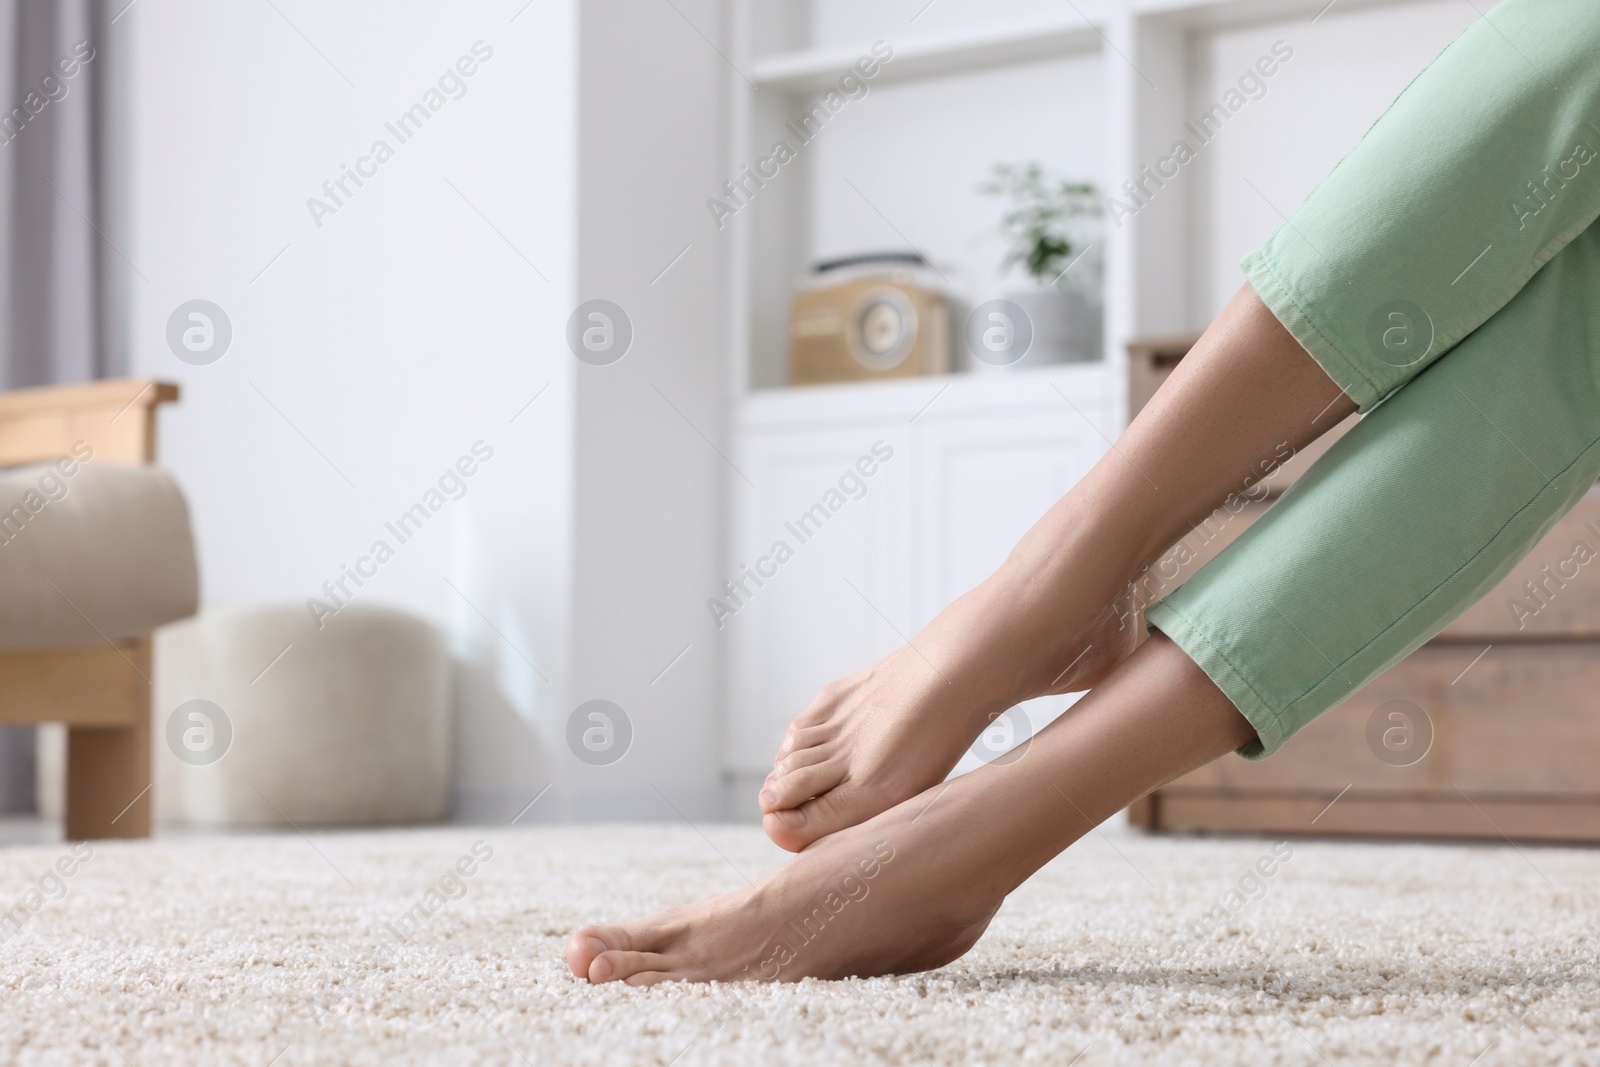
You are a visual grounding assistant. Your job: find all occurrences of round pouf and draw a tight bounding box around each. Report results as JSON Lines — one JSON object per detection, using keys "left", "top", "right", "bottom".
{"left": 153, "top": 604, "right": 449, "bottom": 828}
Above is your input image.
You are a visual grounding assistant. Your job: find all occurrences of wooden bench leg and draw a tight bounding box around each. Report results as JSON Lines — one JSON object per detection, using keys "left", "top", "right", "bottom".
{"left": 64, "top": 638, "right": 152, "bottom": 839}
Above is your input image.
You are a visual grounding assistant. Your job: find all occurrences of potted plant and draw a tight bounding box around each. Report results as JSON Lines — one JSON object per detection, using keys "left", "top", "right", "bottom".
{"left": 979, "top": 162, "right": 1103, "bottom": 366}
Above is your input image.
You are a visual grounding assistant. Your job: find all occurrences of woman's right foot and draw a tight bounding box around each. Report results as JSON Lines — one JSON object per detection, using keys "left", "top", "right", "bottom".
{"left": 759, "top": 583, "right": 1142, "bottom": 851}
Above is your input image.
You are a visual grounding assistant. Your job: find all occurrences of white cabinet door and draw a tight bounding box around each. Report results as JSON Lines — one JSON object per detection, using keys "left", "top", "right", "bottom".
{"left": 724, "top": 370, "right": 1112, "bottom": 781}
{"left": 723, "top": 424, "right": 915, "bottom": 774}
{"left": 912, "top": 406, "right": 1108, "bottom": 626}
{"left": 911, "top": 404, "right": 1110, "bottom": 774}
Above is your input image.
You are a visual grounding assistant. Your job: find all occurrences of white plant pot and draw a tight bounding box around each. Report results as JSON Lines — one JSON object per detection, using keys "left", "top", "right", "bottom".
{"left": 1004, "top": 287, "right": 1102, "bottom": 367}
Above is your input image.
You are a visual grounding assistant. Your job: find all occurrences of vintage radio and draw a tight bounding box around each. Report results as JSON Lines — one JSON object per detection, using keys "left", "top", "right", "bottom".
{"left": 787, "top": 253, "right": 951, "bottom": 386}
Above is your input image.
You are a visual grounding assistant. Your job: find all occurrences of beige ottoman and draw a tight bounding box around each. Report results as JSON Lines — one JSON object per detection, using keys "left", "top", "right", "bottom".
{"left": 153, "top": 604, "right": 450, "bottom": 828}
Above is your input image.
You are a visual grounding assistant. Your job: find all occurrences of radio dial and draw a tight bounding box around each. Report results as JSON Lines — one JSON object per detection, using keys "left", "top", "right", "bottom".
{"left": 849, "top": 289, "right": 917, "bottom": 370}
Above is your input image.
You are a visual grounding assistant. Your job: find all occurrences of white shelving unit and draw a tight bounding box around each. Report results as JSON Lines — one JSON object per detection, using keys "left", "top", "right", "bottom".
{"left": 726, "top": 0, "right": 1121, "bottom": 401}
{"left": 723, "top": 0, "right": 1434, "bottom": 404}
{"left": 715, "top": 0, "right": 1467, "bottom": 795}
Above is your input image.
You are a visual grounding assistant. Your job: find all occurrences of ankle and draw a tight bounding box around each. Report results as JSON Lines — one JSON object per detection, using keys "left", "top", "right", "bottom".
{"left": 908, "top": 494, "right": 1156, "bottom": 707}
{"left": 916, "top": 566, "right": 1114, "bottom": 708}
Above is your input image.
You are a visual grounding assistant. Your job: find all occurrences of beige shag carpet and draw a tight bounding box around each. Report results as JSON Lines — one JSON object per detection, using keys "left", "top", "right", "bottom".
{"left": 2, "top": 823, "right": 1599, "bottom": 1065}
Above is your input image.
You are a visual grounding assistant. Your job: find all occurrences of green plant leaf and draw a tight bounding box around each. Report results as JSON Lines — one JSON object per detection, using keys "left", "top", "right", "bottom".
{"left": 979, "top": 162, "right": 1102, "bottom": 282}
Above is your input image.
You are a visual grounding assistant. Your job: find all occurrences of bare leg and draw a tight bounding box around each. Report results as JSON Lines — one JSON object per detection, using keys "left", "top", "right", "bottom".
{"left": 762, "top": 284, "right": 1357, "bottom": 850}
{"left": 568, "top": 634, "right": 1256, "bottom": 984}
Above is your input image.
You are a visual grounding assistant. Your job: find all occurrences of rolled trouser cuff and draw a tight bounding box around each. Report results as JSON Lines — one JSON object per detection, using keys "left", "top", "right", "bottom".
{"left": 1144, "top": 600, "right": 1286, "bottom": 760}
{"left": 1149, "top": 221, "right": 1600, "bottom": 759}
{"left": 1240, "top": 0, "right": 1600, "bottom": 412}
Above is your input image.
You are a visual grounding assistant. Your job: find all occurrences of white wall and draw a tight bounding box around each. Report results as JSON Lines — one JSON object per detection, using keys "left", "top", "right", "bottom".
{"left": 122, "top": 0, "right": 583, "bottom": 820}
{"left": 122, "top": 0, "right": 731, "bottom": 823}
{"left": 1191, "top": 0, "right": 1497, "bottom": 321}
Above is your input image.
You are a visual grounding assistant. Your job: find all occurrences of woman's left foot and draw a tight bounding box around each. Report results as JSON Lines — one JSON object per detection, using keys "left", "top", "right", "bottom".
{"left": 758, "top": 588, "right": 1142, "bottom": 853}
{"left": 566, "top": 771, "right": 1022, "bottom": 984}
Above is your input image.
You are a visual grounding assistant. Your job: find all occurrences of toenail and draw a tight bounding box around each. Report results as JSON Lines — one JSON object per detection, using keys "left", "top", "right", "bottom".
{"left": 592, "top": 955, "right": 614, "bottom": 980}
{"left": 759, "top": 788, "right": 777, "bottom": 808}
{"left": 585, "top": 936, "right": 607, "bottom": 955}
{"left": 775, "top": 808, "right": 806, "bottom": 828}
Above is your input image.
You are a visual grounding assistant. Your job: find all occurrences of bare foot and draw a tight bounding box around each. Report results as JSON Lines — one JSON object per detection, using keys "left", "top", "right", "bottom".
{"left": 567, "top": 774, "right": 1013, "bottom": 985}
{"left": 571, "top": 635, "right": 1255, "bottom": 986}
{"left": 758, "top": 584, "right": 1141, "bottom": 852}
{"left": 760, "top": 282, "right": 1352, "bottom": 851}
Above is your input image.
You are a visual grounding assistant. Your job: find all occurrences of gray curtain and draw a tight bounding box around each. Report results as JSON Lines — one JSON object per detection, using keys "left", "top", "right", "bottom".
{"left": 0, "top": 0, "right": 112, "bottom": 812}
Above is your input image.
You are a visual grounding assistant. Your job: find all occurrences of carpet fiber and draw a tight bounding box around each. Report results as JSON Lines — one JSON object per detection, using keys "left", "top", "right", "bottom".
{"left": 3, "top": 824, "right": 1598, "bottom": 1065}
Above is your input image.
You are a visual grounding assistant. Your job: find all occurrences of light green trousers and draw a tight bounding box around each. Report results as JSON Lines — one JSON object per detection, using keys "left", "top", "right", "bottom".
{"left": 1146, "top": 0, "right": 1600, "bottom": 757}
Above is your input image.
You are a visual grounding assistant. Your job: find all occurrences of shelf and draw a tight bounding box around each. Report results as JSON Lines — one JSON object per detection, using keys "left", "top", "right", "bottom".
{"left": 738, "top": 363, "right": 1113, "bottom": 433}
{"left": 748, "top": 16, "right": 1106, "bottom": 93}
{"left": 1133, "top": 0, "right": 1417, "bottom": 28}
{"left": 743, "top": 0, "right": 1422, "bottom": 91}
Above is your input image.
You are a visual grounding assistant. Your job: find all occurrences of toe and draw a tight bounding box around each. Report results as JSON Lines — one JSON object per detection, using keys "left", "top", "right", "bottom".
{"left": 773, "top": 742, "right": 834, "bottom": 778}
{"left": 761, "top": 761, "right": 846, "bottom": 813}
{"left": 762, "top": 786, "right": 865, "bottom": 852}
{"left": 591, "top": 949, "right": 671, "bottom": 984}
{"left": 762, "top": 806, "right": 814, "bottom": 852}
{"left": 777, "top": 722, "right": 834, "bottom": 759}
{"left": 566, "top": 927, "right": 614, "bottom": 977}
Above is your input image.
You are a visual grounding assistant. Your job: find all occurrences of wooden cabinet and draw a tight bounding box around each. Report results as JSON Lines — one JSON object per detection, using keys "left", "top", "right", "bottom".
{"left": 1127, "top": 340, "right": 1600, "bottom": 843}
